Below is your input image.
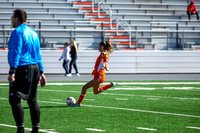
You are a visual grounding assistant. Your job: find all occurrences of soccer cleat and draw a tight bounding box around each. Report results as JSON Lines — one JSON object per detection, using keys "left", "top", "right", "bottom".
{"left": 110, "top": 82, "right": 117, "bottom": 87}
{"left": 66, "top": 73, "right": 72, "bottom": 77}
{"left": 70, "top": 103, "right": 82, "bottom": 107}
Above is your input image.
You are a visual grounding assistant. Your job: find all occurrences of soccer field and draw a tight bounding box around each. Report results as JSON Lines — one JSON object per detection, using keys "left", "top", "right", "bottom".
{"left": 0, "top": 81, "right": 200, "bottom": 133}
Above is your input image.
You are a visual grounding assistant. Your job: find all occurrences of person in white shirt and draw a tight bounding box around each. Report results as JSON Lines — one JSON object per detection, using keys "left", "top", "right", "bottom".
{"left": 59, "top": 42, "right": 71, "bottom": 76}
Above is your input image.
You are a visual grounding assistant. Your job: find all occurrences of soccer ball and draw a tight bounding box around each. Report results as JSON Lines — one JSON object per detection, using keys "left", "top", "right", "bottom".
{"left": 66, "top": 97, "right": 76, "bottom": 106}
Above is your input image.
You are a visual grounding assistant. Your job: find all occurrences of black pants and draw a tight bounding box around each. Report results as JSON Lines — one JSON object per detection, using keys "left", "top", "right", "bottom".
{"left": 69, "top": 59, "right": 79, "bottom": 74}
{"left": 63, "top": 60, "right": 69, "bottom": 74}
{"left": 9, "top": 64, "right": 40, "bottom": 132}
{"left": 187, "top": 11, "right": 199, "bottom": 20}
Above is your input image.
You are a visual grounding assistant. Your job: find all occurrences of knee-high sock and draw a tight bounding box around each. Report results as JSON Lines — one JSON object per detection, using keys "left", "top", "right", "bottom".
{"left": 77, "top": 93, "right": 86, "bottom": 104}
{"left": 99, "top": 84, "right": 112, "bottom": 92}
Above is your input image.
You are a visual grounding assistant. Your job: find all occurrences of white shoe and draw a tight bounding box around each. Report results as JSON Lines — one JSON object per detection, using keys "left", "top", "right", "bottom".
{"left": 66, "top": 73, "right": 72, "bottom": 77}
{"left": 110, "top": 82, "right": 117, "bottom": 86}
{"left": 75, "top": 73, "right": 80, "bottom": 77}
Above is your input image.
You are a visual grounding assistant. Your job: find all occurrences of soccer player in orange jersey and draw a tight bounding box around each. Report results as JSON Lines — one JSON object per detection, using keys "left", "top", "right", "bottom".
{"left": 72, "top": 41, "right": 117, "bottom": 107}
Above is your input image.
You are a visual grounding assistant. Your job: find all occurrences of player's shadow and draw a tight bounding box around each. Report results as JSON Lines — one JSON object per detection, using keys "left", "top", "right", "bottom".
{"left": 23, "top": 105, "right": 67, "bottom": 109}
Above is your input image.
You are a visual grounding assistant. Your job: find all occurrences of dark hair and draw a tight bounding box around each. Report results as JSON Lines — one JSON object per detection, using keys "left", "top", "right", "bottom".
{"left": 99, "top": 41, "right": 113, "bottom": 53}
{"left": 13, "top": 9, "right": 27, "bottom": 23}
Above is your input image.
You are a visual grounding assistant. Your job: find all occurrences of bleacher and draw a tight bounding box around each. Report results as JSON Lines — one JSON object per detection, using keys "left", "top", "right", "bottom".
{"left": 0, "top": 0, "right": 200, "bottom": 50}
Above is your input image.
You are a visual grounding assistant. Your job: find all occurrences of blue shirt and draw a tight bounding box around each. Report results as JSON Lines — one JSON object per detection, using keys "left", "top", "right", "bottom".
{"left": 8, "top": 24, "right": 44, "bottom": 71}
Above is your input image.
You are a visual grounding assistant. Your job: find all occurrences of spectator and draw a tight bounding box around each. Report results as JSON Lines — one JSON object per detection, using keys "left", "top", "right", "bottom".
{"left": 187, "top": 0, "right": 199, "bottom": 20}
{"left": 8, "top": 9, "right": 47, "bottom": 133}
{"left": 68, "top": 40, "right": 80, "bottom": 77}
{"left": 59, "top": 42, "right": 71, "bottom": 76}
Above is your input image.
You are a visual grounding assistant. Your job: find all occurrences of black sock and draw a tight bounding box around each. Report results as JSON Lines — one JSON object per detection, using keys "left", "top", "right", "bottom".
{"left": 17, "top": 126, "right": 24, "bottom": 133}
{"left": 31, "top": 127, "right": 39, "bottom": 133}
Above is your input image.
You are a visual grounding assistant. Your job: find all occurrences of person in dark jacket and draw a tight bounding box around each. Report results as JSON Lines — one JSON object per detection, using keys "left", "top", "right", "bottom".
{"left": 68, "top": 40, "right": 80, "bottom": 77}
{"left": 187, "top": 0, "right": 199, "bottom": 20}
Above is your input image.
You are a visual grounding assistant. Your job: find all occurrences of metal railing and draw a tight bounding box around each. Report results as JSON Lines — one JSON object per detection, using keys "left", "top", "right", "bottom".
{"left": 1, "top": 28, "right": 200, "bottom": 50}
{"left": 91, "top": 0, "right": 132, "bottom": 47}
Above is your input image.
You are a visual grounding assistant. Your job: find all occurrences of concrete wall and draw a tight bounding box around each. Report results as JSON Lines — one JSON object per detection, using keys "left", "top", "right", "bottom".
{"left": 1, "top": 50, "right": 200, "bottom": 74}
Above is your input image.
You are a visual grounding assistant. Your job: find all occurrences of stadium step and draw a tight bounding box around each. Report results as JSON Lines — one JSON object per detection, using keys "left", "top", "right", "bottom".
{"left": 74, "top": 2, "right": 93, "bottom": 5}
{"left": 80, "top": 7, "right": 100, "bottom": 10}
{"left": 86, "top": 13, "right": 107, "bottom": 16}
{"left": 109, "top": 36, "right": 130, "bottom": 39}
{"left": 97, "top": 24, "right": 117, "bottom": 27}
{"left": 120, "top": 48, "right": 144, "bottom": 51}
{"left": 114, "top": 42, "right": 136, "bottom": 45}
{"left": 105, "top": 30, "right": 125, "bottom": 33}
{"left": 91, "top": 18, "right": 111, "bottom": 21}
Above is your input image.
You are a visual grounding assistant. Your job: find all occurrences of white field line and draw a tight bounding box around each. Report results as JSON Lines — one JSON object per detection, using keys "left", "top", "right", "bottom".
{"left": 34, "top": 100, "right": 200, "bottom": 118}
{"left": 0, "top": 98, "right": 199, "bottom": 118}
{"left": 186, "top": 126, "right": 200, "bottom": 130}
{"left": 136, "top": 127, "right": 157, "bottom": 131}
{"left": 115, "top": 98, "right": 129, "bottom": 100}
{"left": 109, "top": 88, "right": 156, "bottom": 90}
{"left": 1, "top": 82, "right": 200, "bottom": 86}
{"left": 0, "top": 124, "right": 59, "bottom": 133}
{"left": 86, "top": 128, "right": 105, "bottom": 132}
{"left": 147, "top": 98, "right": 160, "bottom": 100}
{"left": 84, "top": 99, "right": 95, "bottom": 101}
{"left": 37, "top": 89, "right": 200, "bottom": 101}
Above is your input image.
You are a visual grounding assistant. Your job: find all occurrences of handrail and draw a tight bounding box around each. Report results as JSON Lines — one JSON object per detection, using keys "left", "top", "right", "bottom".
{"left": 93, "top": 0, "right": 132, "bottom": 46}
{"left": 1, "top": 29, "right": 199, "bottom": 50}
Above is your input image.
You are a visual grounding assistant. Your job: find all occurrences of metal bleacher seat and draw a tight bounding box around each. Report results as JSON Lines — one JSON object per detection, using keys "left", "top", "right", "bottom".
{"left": 0, "top": 0, "right": 200, "bottom": 50}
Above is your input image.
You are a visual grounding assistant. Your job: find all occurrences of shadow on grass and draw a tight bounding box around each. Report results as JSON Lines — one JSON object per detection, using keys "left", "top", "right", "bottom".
{"left": 23, "top": 105, "right": 67, "bottom": 109}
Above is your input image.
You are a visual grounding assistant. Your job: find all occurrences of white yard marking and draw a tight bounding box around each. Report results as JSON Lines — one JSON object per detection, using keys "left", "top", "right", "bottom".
{"left": 0, "top": 84, "right": 8, "bottom": 85}
{"left": 163, "top": 87, "right": 197, "bottom": 90}
{"left": 109, "top": 88, "right": 156, "bottom": 90}
{"left": 83, "top": 104, "right": 200, "bottom": 118}
{"left": 115, "top": 98, "right": 129, "bottom": 101}
{"left": 50, "top": 99, "right": 62, "bottom": 101}
{"left": 0, "top": 98, "right": 8, "bottom": 100}
{"left": 86, "top": 128, "right": 105, "bottom": 132}
{"left": 186, "top": 126, "right": 200, "bottom": 130}
{"left": 0, "top": 124, "right": 59, "bottom": 133}
{"left": 147, "top": 98, "right": 160, "bottom": 100}
{"left": 0, "top": 98, "right": 199, "bottom": 118}
{"left": 84, "top": 99, "right": 95, "bottom": 101}
{"left": 136, "top": 127, "right": 157, "bottom": 131}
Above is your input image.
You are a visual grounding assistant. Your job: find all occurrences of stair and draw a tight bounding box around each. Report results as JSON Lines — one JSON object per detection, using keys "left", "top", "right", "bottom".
{"left": 91, "top": 18, "right": 111, "bottom": 21}
{"left": 74, "top": 1, "right": 135, "bottom": 50}
{"left": 74, "top": 2, "right": 93, "bottom": 5}
{"left": 80, "top": 7, "right": 100, "bottom": 10}
{"left": 86, "top": 13, "right": 107, "bottom": 16}
{"left": 97, "top": 24, "right": 117, "bottom": 27}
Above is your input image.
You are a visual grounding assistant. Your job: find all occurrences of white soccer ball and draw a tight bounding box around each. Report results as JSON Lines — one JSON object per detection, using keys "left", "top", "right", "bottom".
{"left": 66, "top": 97, "right": 76, "bottom": 106}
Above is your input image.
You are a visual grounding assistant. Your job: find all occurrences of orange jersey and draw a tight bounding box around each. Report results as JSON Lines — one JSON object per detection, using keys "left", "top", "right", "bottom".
{"left": 92, "top": 52, "right": 109, "bottom": 83}
{"left": 92, "top": 52, "right": 109, "bottom": 74}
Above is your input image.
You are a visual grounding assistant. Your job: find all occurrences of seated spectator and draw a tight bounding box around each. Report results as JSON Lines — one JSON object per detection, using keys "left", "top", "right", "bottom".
{"left": 187, "top": 0, "right": 199, "bottom": 20}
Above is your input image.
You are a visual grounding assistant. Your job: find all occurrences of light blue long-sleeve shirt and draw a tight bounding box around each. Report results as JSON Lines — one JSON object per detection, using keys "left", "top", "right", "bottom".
{"left": 8, "top": 24, "right": 44, "bottom": 72}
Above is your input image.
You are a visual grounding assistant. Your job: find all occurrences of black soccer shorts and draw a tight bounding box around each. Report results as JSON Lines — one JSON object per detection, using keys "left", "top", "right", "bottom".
{"left": 9, "top": 64, "right": 40, "bottom": 100}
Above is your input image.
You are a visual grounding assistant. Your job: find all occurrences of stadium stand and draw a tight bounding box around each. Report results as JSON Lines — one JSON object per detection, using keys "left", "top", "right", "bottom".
{"left": 0, "top": 0, "right": 200, "bottom": 50}
{"left": 0, "top": 0, "right": 200, "bottom": 75}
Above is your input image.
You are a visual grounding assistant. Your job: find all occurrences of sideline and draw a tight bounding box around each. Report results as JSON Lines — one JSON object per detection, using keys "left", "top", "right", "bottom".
{"left": 1, "top": 82, "right": 200, "bottom": 86}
